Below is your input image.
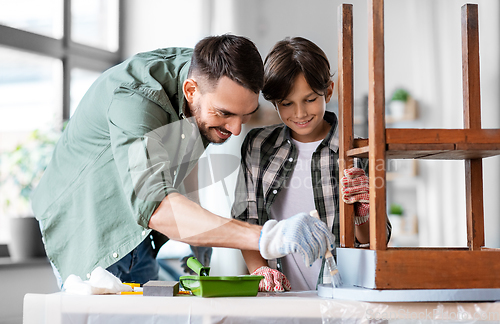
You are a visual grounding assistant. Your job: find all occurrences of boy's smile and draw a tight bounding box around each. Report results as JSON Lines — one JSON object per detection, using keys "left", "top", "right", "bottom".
{"left": 276, "top": 73, "right": 334, "bottom": 143}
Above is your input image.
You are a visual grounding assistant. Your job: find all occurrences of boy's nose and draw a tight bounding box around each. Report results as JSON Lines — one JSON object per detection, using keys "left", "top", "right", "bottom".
{"left": 294, "top": 104, "right": 308, "bottom": 118}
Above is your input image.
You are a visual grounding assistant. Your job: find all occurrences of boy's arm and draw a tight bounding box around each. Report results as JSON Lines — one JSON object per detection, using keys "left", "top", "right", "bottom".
{"left": 355, "top": 221, "right": 370, "bottom": 244}
{"left": 342, "top": 166, "right": 392, "bottom": 245}
{"left": 242, "top": 249, "right": 291, "bottom": 292}
{"left": 242, "top": 250, "right": 268, "bottom": 273}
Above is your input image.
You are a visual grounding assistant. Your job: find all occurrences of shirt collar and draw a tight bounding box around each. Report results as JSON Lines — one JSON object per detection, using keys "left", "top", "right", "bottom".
{"left": 273, "top": 111, "right": 339, "bottom": 152}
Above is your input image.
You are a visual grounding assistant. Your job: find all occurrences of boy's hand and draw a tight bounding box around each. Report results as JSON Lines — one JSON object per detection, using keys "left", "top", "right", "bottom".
{"left": 341, "top": 167, "right": 370, "bottom": 219}
{"left": 251, "top": 266, "right": 291, "bottom": 292}
{"left": 258, "top": 212, "right": 335, "bottom": 267}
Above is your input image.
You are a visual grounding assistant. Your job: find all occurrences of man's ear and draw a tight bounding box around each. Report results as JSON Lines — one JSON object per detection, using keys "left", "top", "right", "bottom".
{"left": 183, "top": 78, "right": 198, "bottom": 103}
{"left": 325, "top": 81, "right": 334, "bottom": 104}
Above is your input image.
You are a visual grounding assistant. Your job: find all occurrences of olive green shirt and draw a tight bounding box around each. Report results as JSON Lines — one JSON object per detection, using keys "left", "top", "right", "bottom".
{"left": 31, "top": 48, "right": 208, "bottom": 281}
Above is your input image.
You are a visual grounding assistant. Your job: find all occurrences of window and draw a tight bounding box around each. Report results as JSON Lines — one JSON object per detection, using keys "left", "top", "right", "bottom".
{"left": 70, "top": 68, "right": 101, "bottom": 116}
{"left": 0, "top": 0, "right": 122, "bottom": 244}
{"left": 0, "top": 0, "right": 64, "bottom": 39}
{"left": 0, "top": 46, "right": 63, "bottom": 133}
{"left": 71, "top": 0, "right": 119, "bottom": 52}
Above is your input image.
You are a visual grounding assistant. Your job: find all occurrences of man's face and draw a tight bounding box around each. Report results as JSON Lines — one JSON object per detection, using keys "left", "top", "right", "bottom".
{"left": 185, "top": 76, "right": 259, "bottom": 144}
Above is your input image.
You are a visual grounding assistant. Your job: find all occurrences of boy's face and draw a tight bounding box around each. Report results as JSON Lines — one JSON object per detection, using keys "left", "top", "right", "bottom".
{"left": 184, "top": 76, "right": 259, "bottom": 144}
{"left": 275, "top": 73, "right": 334, "bottom": 143}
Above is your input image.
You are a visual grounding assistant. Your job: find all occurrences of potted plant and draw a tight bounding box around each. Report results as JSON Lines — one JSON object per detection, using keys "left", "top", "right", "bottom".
{"left": 0, "top": 128, "right": 60, "bottom": 261}
{"left": 388, "top": 203, "right": 404, "bottom": 238}
{"left": 389, "top": 88, "right": 410, "bottom": 119}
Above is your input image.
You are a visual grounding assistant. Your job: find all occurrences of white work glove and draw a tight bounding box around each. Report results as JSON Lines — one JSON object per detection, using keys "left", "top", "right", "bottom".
{"left": 251, "top": 266, "right": 291, "bottom": 292}
{"left": 259, "top": 212, "right": 335, "bottom": 267}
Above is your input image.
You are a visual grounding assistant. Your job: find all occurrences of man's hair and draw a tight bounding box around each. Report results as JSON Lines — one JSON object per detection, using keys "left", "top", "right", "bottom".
{"left": 188, "top": 34, "right": 264, "bottom": 94}
{"left": 262, "top": 37, "right": 332, "bottom": 104}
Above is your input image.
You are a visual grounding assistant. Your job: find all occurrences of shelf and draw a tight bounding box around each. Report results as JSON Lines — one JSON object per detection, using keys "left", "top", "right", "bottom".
{"left": 348, "top": 128, "right": 500, "bottom": 159}
{"left": 0, "top": 257, "right": 49, "bottom": 269}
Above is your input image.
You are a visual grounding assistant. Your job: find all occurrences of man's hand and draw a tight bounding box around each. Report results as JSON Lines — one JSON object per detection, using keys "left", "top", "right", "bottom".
{"left": 341, "top": 167, "right": 370, "bottom": 222}
{"left": 251, "top": 266, "right": 291, "bottom": 292}
{"left": 258, "top": 212, "right": 335, "bottom": 267}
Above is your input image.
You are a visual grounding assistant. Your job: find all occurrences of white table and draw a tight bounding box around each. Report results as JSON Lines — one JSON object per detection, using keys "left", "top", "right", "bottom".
{"left": 24, "top": 291, "right": 500, "bottom": 323}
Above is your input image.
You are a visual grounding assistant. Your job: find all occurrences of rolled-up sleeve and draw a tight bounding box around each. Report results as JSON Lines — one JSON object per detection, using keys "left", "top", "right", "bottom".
{"left": 108, "top": 88, "right": 179, "bottom": 228}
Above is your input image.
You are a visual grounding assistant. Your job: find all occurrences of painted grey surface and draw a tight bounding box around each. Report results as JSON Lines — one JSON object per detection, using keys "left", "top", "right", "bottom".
{"left": 337, "top": 247, "right": 376, "bottom": 289}
{"left": 318, "top": 284, "right": 500, "bottom": 302}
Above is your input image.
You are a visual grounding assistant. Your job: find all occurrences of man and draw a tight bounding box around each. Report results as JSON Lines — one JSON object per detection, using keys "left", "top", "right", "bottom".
{"left": 31, "top": 35, "right": 335, "bottom": 287}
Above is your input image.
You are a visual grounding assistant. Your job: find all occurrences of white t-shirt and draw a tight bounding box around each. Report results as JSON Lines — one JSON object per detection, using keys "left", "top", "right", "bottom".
{"left": 270, "top": 138, "right": 323, "bottom": 291}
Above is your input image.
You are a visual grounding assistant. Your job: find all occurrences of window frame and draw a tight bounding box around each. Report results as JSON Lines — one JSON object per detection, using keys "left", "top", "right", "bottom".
{"left": 0, "top": 0, "right": 123, "bottom": 121}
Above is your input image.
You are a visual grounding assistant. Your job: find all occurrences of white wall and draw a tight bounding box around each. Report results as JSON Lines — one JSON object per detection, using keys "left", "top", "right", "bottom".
{"left": 123, "top": 0, "right": 500, "bottom": 267}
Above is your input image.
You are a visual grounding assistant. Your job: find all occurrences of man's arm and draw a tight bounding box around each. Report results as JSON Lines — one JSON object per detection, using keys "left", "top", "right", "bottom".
{"left": 148, "top": 192, "right": 261, "bottom": 250}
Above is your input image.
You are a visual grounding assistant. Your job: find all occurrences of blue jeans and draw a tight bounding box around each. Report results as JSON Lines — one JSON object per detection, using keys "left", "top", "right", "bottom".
{"left": 106, "top": 236, "right": 159, "bottom": 285}
{"left": 41, "top": 220, "right": 159, "bottom": 289}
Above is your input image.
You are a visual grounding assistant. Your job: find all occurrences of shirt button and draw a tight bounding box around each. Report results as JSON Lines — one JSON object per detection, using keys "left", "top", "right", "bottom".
{"left": 142, "top": 230, "right": 147, "bottom": 236}
{"left": 273, "top": 190, "right": 278, "bottom": 195}
{"left": 86, "top": 273, "right": 91, "bottom": 279}
{"left": 287, "top": 140, "right": 291, "bottom": 144}
{"left": 113, "top": 252, "right": 119, "bottom": 258}
{"left": 181, "top": 134, "right": 185, "bottom": 139}
{"left": 288, "top": 158, "right": 293, "bottom": 162}
{"left": 173, "top": 170, "right": 177, "bottom": 176}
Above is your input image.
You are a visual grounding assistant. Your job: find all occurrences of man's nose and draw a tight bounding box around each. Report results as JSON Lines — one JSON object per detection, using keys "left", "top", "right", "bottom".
{"left": 225, "top": 117, "right": 242, "bottom": 136}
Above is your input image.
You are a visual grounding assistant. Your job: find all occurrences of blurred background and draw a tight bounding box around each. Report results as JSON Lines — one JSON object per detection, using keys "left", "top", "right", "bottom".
{"left": 0, "top": 0, "right": 499, "bottom": 322}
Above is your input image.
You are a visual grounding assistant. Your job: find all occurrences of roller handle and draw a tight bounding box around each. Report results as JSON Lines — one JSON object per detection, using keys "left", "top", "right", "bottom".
{"left": 186, "top": 257, "right": 210, "bottom": 276}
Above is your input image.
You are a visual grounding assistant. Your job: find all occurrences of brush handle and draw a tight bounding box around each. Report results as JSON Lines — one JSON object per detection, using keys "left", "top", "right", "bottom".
{"left": 324, "top": 249, "right": 334, "bottom": 259}
{"left": 309, "top": 210, "right": 343, "bottom": 287}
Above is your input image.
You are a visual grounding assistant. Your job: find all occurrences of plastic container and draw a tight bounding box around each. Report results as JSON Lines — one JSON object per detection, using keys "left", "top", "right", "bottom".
{"left": 179, "top": 275, "right": 263, "bottom": 297}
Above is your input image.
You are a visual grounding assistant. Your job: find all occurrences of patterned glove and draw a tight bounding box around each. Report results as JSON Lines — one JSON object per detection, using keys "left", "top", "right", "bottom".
{"left": 341, "top": 167, "right": 370, "bottom": 223}
{"left": 259, "top": 212, "right": 335, "bottom": 267}
{"left": 251, "top": 266, "right": 291, "bottom": 292}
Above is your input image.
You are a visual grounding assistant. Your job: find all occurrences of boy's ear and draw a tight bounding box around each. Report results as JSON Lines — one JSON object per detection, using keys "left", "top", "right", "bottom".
{"left": 183, "top": 78, "right": 198, "bottom": 103}
{"left": 325, "top": 81, "right": 334, "bottom": 103}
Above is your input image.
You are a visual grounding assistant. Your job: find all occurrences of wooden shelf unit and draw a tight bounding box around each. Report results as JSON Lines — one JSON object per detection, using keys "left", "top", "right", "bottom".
{"left": 337, "top": 1, "right": 500, "bottom": 289}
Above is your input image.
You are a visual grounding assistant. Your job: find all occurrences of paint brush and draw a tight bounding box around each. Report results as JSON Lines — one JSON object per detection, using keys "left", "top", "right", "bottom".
{"left": 309, "top": 210, "right": 343, "bottom": 288}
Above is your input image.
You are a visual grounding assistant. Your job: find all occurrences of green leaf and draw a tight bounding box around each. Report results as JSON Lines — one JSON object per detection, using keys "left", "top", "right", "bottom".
{"left": 391, "top": 88, "right": 409, "bottom": 102}
{"left": 389, "top": 203, "right": 404, "bottom": 215}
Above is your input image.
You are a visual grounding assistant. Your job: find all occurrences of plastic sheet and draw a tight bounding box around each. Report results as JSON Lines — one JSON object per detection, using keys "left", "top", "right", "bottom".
{"left": 24, "top": 291, "right": 500, "bottom": 324}
{"left": 320, "top": 299, "right": 500, "bottom": 323}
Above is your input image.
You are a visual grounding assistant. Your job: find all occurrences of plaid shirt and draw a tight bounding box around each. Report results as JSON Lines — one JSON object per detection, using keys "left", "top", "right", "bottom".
{"left": 232, "top": 111, "right": 392, "bottom": 285}
{"left": 233, "top": 111, "right": 391, "bottom": 244}
{"left": 233, "top": 111, "right": 345, "bottom": 248}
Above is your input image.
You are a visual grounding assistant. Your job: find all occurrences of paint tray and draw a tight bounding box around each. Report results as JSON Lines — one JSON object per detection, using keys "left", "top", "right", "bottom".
{"left": 179, "top": 275, "right": 263, "bottom": 297}
{"left": 179, "top": 257, "right": 263, "bottom": 297}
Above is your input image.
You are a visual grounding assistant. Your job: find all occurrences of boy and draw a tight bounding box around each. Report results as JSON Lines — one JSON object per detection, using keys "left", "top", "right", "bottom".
{"left": 233, "top": 37, "right": 391, "bottom": 291}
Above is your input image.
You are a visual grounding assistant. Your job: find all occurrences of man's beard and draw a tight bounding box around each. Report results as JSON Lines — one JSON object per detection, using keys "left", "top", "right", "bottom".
{"left": 191, "top": 103, "right": 230, "bottom": 144}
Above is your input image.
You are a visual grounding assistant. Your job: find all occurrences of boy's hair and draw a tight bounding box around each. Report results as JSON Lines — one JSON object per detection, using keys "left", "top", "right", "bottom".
{"left": 262, "top": 37, "right": 332, "bottom": 104}
{"left": 188, "top": 34, "right": 264, "bottom": 94}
